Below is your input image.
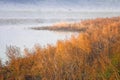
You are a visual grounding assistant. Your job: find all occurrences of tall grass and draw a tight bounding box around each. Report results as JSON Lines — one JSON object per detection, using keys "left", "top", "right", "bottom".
{"left": 0, "top": 17, "right": 120, "bottom": 80}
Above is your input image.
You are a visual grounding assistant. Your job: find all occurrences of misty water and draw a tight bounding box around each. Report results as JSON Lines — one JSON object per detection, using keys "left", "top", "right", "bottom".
{"left": 0, "top": 11, "right": 120, "bottom": 62}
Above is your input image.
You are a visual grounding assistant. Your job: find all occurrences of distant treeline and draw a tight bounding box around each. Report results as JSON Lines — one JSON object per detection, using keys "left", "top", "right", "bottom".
{"left": 0, "top": 17, "right": 120, "bottom": 80}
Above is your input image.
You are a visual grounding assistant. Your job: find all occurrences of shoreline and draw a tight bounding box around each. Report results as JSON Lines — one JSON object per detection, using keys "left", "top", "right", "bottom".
{"left": 31, "top": 26, "right": 86, "bottom": 32}
{"left": 31, "top": 16, "right": 120, "bottom": 33}
{"left": 31, "top": 21, "right": 87, "bottom": 32}
{"left": 1, "top": 17, "right": 120, "bottom": 79}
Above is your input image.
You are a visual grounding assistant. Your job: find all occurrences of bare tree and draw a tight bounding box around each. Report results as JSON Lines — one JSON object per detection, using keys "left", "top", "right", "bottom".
{"left": 6, "top": 46, "right": 21, "bottom": 60}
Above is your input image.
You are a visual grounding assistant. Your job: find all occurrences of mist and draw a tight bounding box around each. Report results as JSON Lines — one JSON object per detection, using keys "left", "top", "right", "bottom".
{"left": 0, "top": 0, "right": 120, "bottom": 12}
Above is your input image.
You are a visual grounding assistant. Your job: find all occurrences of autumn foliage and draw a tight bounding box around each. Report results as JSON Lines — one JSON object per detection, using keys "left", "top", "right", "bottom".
{"left": 0, "top": 17, "right": 120, "bottom": 80}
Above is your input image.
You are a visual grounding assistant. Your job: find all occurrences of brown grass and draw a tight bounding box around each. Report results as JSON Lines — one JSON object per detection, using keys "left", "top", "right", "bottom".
{"left": 0, "top": 17, "right": 120, "bottom": 80}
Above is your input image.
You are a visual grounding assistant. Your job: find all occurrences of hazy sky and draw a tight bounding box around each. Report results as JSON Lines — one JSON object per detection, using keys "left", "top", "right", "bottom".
{"left": 0, "top": 0, "right": 120, "bottom": 11}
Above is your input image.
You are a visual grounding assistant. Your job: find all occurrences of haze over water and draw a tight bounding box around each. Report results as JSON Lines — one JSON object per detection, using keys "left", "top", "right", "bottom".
{"left": 0, "top": 0, "right": 120, "bottom": 62}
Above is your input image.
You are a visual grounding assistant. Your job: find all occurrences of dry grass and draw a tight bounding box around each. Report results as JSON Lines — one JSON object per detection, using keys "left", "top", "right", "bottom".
{"left": 0, "top": 17, "right": 120, "bottom": 80}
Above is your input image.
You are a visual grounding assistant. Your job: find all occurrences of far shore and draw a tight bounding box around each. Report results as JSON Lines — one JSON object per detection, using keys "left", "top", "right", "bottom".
{"left": 31, "top": 17, "right": 120, "bottom": 33}
{"left": 31, "top": 22, "right": 87, "bottom": 32}
{"left": 31, "top": 26, "right": 86, "bottom": 32}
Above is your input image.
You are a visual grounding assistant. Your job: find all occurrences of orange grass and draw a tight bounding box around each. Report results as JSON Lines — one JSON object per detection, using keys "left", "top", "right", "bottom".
{"left": 0, "top": 17, "right": 120, "bottom": 80}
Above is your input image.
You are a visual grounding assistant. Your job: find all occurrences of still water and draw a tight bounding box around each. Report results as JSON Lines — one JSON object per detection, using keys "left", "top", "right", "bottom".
{"left": 0, "top": 11, "right": 120, "bottom": 62}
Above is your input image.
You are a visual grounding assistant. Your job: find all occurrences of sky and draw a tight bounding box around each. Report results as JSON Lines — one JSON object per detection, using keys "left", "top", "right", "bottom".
{"left": 0, "top": 0, "right": 120, "bottom": 11}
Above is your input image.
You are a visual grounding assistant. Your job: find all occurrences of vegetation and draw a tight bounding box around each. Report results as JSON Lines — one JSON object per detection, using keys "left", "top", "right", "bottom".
{"left": 0, "top": 17, "right": 120, "bottom": 80}
{"left": 31, "top": 22, "right": 86, "bottom": 32}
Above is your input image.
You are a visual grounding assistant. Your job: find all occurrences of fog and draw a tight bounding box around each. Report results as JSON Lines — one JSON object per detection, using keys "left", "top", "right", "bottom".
{"left": 0, "top": 0, "right": 120, "bottom": 12}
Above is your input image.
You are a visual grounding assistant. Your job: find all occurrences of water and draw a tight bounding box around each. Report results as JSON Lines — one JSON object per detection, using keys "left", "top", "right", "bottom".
{"left": 0, "top": 11, "right": 120, "bottom": 62}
